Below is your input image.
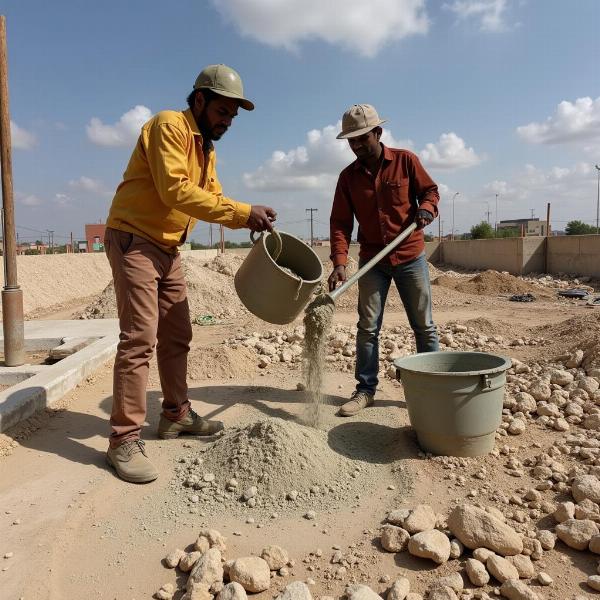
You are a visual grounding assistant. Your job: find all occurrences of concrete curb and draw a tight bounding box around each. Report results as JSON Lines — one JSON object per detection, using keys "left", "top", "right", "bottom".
{"left": 0, "top": 319, "right": 119, "bottom": 433}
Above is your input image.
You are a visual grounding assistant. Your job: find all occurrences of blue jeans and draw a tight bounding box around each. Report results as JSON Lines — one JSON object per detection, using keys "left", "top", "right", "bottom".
{"left": 355, "top": 252, "right": 439, "bottom": 395}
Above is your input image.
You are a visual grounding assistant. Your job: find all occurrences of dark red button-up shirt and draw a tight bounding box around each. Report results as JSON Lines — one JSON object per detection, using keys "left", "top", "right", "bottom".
{"left": 330, "top": 144, "right": 439, "bottom": 267}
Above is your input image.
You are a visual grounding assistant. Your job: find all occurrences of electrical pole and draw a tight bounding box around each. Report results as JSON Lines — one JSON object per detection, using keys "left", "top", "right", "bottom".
{"left": 209, "top": 224, "right": 213, "bottom": 249}
{"left": 530, "top": 209, "right": 535, "bottom": 219}
{"left": 495, "top": 193, "right": 499, "bottom": 236}
{"left": 485, "top": 202, "right": 492, "bottom": 224}
{"left": 595, "top": 164, "right": 599, "bottom": 235}
{"left": 219, "top": 224, "right": 224, "bottom": 254}
{"left": 451, "top": 192, "right": 459, "bottom": 240}
{"left": 0, "top": 15, "right": 24, "bottom": 366}
{"left": 305, "top": 208, "right": 317, "bottom": 247}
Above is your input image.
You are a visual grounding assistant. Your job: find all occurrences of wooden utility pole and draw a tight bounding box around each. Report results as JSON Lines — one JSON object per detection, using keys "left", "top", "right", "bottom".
{"left": 219, "top": 225, "right": 224, "bottom": 254}
{"left": 544, "top": 202, "right": 551, "bottom": 274}
{"left": 0, "top": 16, "right": 24, "bottom": 366}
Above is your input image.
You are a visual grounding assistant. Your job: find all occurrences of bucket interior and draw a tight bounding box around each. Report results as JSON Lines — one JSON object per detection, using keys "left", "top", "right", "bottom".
{"left": 394, "top": 351, "right": 511, "bottom": 376}
{"left": 265, "top": 232, "right": 323, "bottom": 282}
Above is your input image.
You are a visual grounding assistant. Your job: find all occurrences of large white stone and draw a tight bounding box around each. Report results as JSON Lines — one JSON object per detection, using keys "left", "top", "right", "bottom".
{"left": 556, "top": 518, "right": 599, "bottom": 550}
{"left": 407, "top": 530, "right": 451, "bottom": 564}
{"left": 228, "top": 557, "right": 271, "bottom": 593}
{"left": 447, "top": 505, "right": 523, "bottom": 556}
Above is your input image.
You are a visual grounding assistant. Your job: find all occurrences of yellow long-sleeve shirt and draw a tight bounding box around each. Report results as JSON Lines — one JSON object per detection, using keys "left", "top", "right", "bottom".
{"left": 106, "top": 108, "right": 251, "bottom": 252}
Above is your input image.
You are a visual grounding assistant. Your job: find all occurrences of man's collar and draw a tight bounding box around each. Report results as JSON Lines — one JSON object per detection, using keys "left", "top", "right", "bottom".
{"left": 183, "top": 108, "right": 213, "bottom": 152}
{"left": 352, "top": 143, "right": 391, "bottom": 171}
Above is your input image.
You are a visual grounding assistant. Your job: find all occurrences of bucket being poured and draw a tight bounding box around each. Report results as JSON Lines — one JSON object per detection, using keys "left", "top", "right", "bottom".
{"left": 394, "top": 351, "right": 512, "bottom": 457}
{"left": 234, "top": 230, "right": 324, "bottom": 325}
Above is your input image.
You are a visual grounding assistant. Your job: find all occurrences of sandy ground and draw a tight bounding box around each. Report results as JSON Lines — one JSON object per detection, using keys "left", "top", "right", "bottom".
{"left": 1, "top": 266, "right": 600, "bottom": 599}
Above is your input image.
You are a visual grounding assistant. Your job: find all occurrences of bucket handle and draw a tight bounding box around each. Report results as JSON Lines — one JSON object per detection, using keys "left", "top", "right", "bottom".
{"left": 250, "top": 229, "right": 283, "bottom": 262}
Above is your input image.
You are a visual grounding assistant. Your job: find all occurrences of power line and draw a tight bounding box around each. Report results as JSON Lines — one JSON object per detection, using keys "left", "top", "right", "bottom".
{"left": 305, "top": 208, "right": 318, "bottom": 247}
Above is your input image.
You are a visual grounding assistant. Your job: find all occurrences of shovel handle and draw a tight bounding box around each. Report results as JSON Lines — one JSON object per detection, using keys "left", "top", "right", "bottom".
{"left": 329, "top": 222, "right": 418, "bottom": 302}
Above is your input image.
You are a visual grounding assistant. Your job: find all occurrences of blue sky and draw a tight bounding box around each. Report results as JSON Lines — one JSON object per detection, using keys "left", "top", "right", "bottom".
{"left": 5, "top": 0, "right": 600, "bottom": 246}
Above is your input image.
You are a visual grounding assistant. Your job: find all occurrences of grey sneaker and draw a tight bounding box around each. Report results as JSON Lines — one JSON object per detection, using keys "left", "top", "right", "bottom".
{"left": 106, "top": 440, "right": 158, "bottom": 483}
{"left": 339, "top": 390, "right": 375, "bottom": 417}
{"left": 157, "top": 408, "right": 224, "bottom": 440}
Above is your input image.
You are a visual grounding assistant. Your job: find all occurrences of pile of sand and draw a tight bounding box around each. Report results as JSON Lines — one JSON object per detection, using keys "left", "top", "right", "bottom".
{"left": 79, "top": 254, "right": 246, "bottom": 320}
{"left": 433, "top": 270, "right": 546, "bottom": 297}
{"left": 173, "top": 416, "right": 410, "bottom": 518}
{"left": 187, "top": 345, "right": 257, "bottom": 381}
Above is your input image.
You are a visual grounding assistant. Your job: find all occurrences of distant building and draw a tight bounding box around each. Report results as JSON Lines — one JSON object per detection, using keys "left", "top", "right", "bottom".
{"left": 497, "top": 218, "right": 548, "bottom": 236}
{"left": 84, "top": 223, "right": 107, "bottom": 252}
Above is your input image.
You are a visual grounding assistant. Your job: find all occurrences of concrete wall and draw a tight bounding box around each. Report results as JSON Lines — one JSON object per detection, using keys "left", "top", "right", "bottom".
{"left": 436, "top": 238, "right": 527, "bottom": 273}
{"left": 547, "top": 235, "right": 600, "bottom": 278}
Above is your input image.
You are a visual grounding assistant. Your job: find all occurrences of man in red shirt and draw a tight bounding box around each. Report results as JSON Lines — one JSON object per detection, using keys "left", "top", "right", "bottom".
{"left": 328, "top": 104, "right": 440, "bottom": 417}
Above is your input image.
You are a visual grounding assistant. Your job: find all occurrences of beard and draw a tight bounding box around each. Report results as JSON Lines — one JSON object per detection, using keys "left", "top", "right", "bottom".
{"left": 197, "top": 111, "right": 227, "bottom": 145}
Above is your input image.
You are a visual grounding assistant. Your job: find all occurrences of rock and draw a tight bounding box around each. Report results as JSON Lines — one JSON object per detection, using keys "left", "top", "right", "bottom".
{"left": 590, "top": 534, "right": 600, "bottom": 554}
{"left": 465, "top": 558, "right": 489, "bottom": 586}
{"left": 228, "top": 557, "right": 271, "bottom": 593}
{"left": 387, "top": 508, "right": 411, "bottom": 526}
{"left": 197, "top": 529, "right": 227, "bottom": 552}
{"left": 521, "top": 538, "right": 543, "bottom": 560}
{"left": 537, "top": 572, "right": 552, "bottom": 586}
{"left": 572, "top": 475, "right": 600, "bottom": 504}
{"left": 566, "top": 349, "right": 584, "bottom": 368}
{"left": 217, "top": 582, "right": 248, "bottom": 600}
{"left": 449, "top": 539, "right": 463, "bottom": 559}
{"left": 403, "top": 505, "right": 437, "bottom": 534}
{"left": 387, "top": 577, "right": 410, "bottom": 600}
{"left": 553, "top": 501, "right": 575, "bottom": 523}
{"left": 447, "top": 504, "right": 523, "bottom": 556}
{"left": 529, "top": 381, "right": 551, "bottom": 401}
{"left": 580, "top": 376, "right": 600, "bottom": 394}
{"left": 513, "top": 392, "right": 537, "bottom": 413}
{"left": 155, "top": 583, "right": 175, "bottom": 600}
{"left": 432, "top": 573, "right": 463, "bottom": 592}
{"left": 275, "top": 581, "right": 312, "bottom": 600}
{"left": 584, "top": 414, "right": 600, "bottom": 430}
{"left": 550, "top": 370, "right": 574, "bottom": 386}
{"left": 188, "top": 548, "right": 224, "bottom": 590}
{"left": 500, "top": 579, "right": 540, "bottom": 600}
{"left": 407, "top": 530, "right": 451, "bottom": 564}
{"left": 426, "top": 587, "right": 457, "bottom": 600}
{"left": 405, "top": 595, "right": 422, "bottom": 600}
{"left": 535, "top": 530, "right": 555, "bottom": 550}
{"left": 472, "top": 548, "right": 495, "bottom": 563}
{"left": 506, "top": 555, "right": 535, "bottom": 578}
{"left": 588, "top": 575, "right": 600, "bottom": 591}
{"left": 508, "top": 419, "right": 526, "bottom": 435}
{"left": 575, "top": 498, "right": 600, "bottom": 520}
{"left": 195, "top": 536, "right": 211, "bottom": 553}
{"left": 164, "top": 548, "right": 185, "bottom": 568}
{"left": 344, "top": 584, "right": 382, "bottom": 600}
{"left": 556, "top": 518, "right": 599, "bottom": 550}
{"left": 486, "top": 555, "right": 520, "bottom": 583}
{"left": 180, "top": 551, "right": 203, "bottom": 572}
{"left": 260, "top": 545, "right": 289, "bottom": 570}
{"left": 381, "top": 525, "right": 410, "bottom": 552}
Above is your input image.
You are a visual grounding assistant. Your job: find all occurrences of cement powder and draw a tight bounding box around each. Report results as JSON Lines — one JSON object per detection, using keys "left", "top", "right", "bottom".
{"left": 171, "top": 417, "right": 410, "bottom": 518}
{"left": 302, "top": 295, "right": 335, "bottom": 427}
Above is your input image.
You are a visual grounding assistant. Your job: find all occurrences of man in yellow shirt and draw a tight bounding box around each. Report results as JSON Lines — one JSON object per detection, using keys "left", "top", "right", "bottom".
{"left": 104, "top": 64, "right": 276, "bottom": 483}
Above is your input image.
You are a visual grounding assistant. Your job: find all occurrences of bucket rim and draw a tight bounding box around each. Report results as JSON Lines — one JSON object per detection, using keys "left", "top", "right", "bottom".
{"left": 393, "top": 350, "right": 512, "bottom": 377}
{"left": 259, "top": 230, "right": 324, "bottom": 284}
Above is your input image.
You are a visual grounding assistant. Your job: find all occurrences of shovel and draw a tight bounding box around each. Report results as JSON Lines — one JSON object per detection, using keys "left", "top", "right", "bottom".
{"left": 325, "top": 221, "right": 418, "bottom": 306}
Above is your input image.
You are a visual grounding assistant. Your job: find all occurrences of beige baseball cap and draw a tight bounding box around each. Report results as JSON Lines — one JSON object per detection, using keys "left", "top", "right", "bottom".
{"left": 194, "top": 64, "right": 255, "bottom": 111}
{"left": 336, "top": 104, "right": 386, "bottom": 139}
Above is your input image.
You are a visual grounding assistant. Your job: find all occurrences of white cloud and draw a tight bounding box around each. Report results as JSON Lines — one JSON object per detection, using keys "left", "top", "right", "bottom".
{"left": 16, "top": 192, "right": 43, "bottom": 206}
{"left": 243, "top": 122, "right": 412, "bottom": 192}
{"left": 444, "top": 0, "right": 511, "bottom": 32}
{"left": 211, "top": 0, "right": 429, "bottom": 57}
{"left": 86, "top": 105, "right": 152, "bottom": 147}
{"left": 54, "top": 193, "right": 72, "bottom": 208}
{"left": 419, "top": 132, "right": 483, "bottom": 169}
{"left": 11, "top": 121, "right": 37, "bottom": 150}
{"left": 68, "top": 176, "right": 105, "bottom": 194}
{"left": 517, "top": 96, "right": 600, "bottom": 146}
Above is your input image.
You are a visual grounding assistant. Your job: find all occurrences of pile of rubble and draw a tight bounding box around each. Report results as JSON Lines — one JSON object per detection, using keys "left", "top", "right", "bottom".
{"left": 222, "top": 323, "right": 546, "bottom": 379}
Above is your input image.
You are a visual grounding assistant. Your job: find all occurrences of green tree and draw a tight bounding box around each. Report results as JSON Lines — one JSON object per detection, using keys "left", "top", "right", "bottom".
{"left": 470, "top": 221, "right": 495, "bottom": 239}
{"left": 565, "top": 220, "right": 597, "bottom": 235}
{"left": 496, "top": 227, "right": 520, "bottom": 238}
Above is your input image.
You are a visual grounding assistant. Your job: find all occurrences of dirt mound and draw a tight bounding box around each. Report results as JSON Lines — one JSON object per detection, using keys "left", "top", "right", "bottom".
{"left": 79, "top": 254, "right": 246, "bottom": 320}
{"left": 202, "top": 254, "right": 245, "bottom": 276}
{"left": 188, "top": 345, "right": 257, "bottom": 380}
{"left": 172, "top": 416, "right": 410, "bottom": 518}
{"left": 434, "top": 270, "right": 542, "bottom": 297}
{"left": 463, "top": 317, "right": 522, "bottom": 339}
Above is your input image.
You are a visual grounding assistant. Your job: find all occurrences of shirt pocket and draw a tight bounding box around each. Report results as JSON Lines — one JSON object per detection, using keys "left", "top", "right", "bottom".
{"left": 382, "top": 178, "right": 410, "bottom": 205}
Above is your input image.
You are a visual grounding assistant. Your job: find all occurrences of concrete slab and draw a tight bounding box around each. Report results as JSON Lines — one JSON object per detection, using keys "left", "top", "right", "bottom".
{"left": 0, "top": 319, "right": 119, "bottom": 432}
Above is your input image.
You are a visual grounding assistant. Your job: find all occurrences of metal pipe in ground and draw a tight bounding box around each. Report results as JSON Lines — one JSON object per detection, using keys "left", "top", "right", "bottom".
{"left": 0, "top": 15, "right": 24, "bottom": 366}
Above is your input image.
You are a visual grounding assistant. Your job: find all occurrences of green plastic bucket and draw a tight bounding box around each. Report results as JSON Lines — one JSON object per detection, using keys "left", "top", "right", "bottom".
{"left": 394, "top": 351, "right": 512, "bottom": 457}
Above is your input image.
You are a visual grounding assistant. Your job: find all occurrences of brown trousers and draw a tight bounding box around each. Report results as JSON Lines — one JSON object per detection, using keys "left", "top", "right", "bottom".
{"left": 104, "top": 228, "right": 192, "bottom": 447}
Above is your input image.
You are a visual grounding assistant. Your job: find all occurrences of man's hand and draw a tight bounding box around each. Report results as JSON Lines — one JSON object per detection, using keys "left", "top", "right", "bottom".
{"left": 328, "top": 265, "right": 347, "bottom": 292}
{"left": 416, "top": 208, "right": 434, "bottom": 230}
{"left": 247, "top": 205, "right": 277, "bottom": 232}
